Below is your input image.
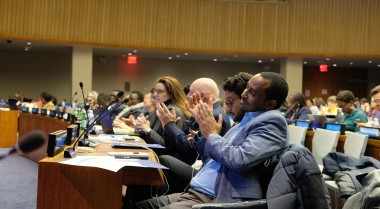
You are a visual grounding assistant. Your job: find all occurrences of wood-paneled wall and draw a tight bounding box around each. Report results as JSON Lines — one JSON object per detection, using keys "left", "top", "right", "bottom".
{"left": 1, "top": 0, "right": 380, "bottom": 56}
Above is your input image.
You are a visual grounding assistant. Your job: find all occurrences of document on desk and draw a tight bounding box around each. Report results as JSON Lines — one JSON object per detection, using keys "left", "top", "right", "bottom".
{"left": 88, "top": 134, "right": 141, "bottom": 143}
{"left": 60, "top": 156, "right": 167, "bottom": 172}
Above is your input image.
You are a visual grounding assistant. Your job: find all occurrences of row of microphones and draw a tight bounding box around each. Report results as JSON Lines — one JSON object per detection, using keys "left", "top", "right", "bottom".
{"left": 0, "top": 130, "right": 45, "bottom": 160}
{"left": 64, "top": 91, "right": 125, "bottom": 157}
{"left": 70, "top": 91, "right": 77, "bottom": 104}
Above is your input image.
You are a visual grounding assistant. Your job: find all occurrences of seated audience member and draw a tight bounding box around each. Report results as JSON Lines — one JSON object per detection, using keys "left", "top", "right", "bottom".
{"left": 155, "top": 77, "right": 231, "bottom": 165}
{"left": 358, "top": 85, "right": 380, "bottom": 128}
{"left": 93, "top": 93, "right": 111, "bottom": 116}
{"left": 126, "top": 72, "right": 289, "bottom": 209}
{"left": 135, "top": 76, "right": 191, "bottom": 150}
{"left": 114, "top": 89, "right": 156, "bottom": 130}
{"left": 360, "top": 97, "right": 370, "bottom": 115}
{"left": 157, "top": 72, "right": 251, "bottom": 195}
{"left": 40, "top": 92, "right": 56, "bottom": 111}
{"left": 315, "top": 97, "right": 326, "bottom": 113}
{"left": 336, "top": 90, "right": 368, "bottom": 132}
{"left": 284, "top": 92, "right": 311, "bottom": 124}
{"left": 321, "top": 95, "right": 338, "bottom": 116}
{"left": 109, "top": 89, "right": 126, "bottom": 121}
{"left": 116, "top": 90, "right": 145, "bottom": 119}
{"left": 306, "top": 98, "right": 320, "bottom": 115}
{"left": 86, "top": 91, "right": 98, "bottom": 110}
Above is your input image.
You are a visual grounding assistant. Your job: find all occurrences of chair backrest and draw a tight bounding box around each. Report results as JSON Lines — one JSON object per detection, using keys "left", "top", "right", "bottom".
{"left": 287, "top": 125, "right": 307, "bottom": 145}
{"left": 312, "top": 128, "right": 340, "bottom": 165}
{"left": 344, "top": 132, "right": 368, "bottom": 159}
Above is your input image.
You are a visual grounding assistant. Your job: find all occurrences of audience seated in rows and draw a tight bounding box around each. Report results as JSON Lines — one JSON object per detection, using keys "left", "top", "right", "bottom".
{"left": 284, "top": 92, "right": 311, "bottom": 124}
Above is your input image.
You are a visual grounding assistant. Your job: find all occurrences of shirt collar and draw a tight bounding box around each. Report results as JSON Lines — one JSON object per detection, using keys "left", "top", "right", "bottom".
{"left": 238, "top": 111, "right": 264, "bottom": 129}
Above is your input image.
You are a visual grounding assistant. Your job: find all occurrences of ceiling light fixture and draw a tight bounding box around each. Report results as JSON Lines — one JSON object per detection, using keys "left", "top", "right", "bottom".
{"left": 270, "top": 58, "right": 274, "bottom": 61}
{"left": 369, "top": 60, "right": 373, "bottom": 63}
{"left": 349, "top": 62, "right": 353, "bottom": 65}
{"left": 27, "top": 42, "right": 31, "bottom": 45}
{"left": 213, "top": 59, "right": 218, "bottom": 62}
{"left": 184, "top": 53, "right": 189, "bottom": 56}
{"left": 258, "top": 60, "right": 262, "bottom": 63}
{"left": 333, "top": 64, "right": 337, "bottom": 67}
{"left": 176, "top": 55, "right": 180, "bottom": 58}
{"left": 168, "top": 57, "right": 172, "bottom": 60}
{"left": 133, "top": 50, "right": 137, "bottom": 53}
{"left": 303, "top": 61, "right": 307, "bottom": 64}
{"left": 326, "top": 58, "right": 330, "bottom": 61}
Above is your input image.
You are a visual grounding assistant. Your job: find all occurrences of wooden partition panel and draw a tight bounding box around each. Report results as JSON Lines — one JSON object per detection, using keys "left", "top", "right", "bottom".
{"left": 18, "top": 113, "right": 70, "bottom": 162}
{"left": 0, "top": 110, "right": 19, "bottom": 148}
{"left": 1, "top": 0, "right": 380, "bottom": 56}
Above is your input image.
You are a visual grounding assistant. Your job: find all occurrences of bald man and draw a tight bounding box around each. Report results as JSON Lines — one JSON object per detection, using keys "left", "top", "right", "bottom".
{"left": 156, "top": 77, "right": 231, "bottom": 166}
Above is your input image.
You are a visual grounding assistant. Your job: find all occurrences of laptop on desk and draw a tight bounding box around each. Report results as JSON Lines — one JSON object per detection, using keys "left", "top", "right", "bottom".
{"left": 98, "top": 108, "right": 136, "bottom": 135}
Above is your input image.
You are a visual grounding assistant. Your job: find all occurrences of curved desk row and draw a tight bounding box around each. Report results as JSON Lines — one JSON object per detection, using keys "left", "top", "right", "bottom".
{"left": 18, "top": 112, "right": 71, "bottom": 162}
{"left": 304, "top": 130, "right": 380, "bottom": 161}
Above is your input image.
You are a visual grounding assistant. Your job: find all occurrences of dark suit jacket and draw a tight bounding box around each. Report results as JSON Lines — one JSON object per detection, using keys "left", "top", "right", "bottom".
{"left": 164, "top": 102, "right": 231, "bottom": 165}
{"left": 195, "top": 110, "right": 288, "bottom": 202}
{"left": 284, "top": 106, "right": 311, "bottom": 124}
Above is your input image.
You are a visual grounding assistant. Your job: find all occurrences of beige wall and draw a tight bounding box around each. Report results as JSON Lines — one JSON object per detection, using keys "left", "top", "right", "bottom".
{"left": 0, "top": 51, "right": 72, "bottom": 102}
{"left": 0, "top": 51, "right": 280, "bottom": 102}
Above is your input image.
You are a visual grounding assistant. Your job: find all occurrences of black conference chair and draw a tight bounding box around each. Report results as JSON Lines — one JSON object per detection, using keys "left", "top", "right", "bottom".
{"left": 192, "top": 144, "right": 331, "bottom": 209}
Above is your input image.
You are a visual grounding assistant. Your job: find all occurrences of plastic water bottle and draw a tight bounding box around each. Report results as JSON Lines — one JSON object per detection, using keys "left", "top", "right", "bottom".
{"left": 80, "top": 110, "right": 87, "bottom": 130}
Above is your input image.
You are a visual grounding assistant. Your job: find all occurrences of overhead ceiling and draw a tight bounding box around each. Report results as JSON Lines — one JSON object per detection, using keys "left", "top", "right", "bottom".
{"left": 1, "top": 38, "right": 380, "bottom": 68}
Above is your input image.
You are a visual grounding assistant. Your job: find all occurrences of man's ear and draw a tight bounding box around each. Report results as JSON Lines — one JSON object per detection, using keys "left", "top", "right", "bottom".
{"left": 265, "top": 100, "right": 276, "bottom": 111}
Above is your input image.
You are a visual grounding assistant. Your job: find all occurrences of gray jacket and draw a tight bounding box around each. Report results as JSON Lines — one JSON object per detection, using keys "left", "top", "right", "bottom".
{"left": 267, "top": 144, "right": 331, "bottom": 209}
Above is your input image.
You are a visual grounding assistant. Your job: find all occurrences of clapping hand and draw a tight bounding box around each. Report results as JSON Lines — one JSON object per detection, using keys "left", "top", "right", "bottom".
{"left": 156, "top": 103, "right": 181, "bottom": 127}
{"left": 135, "top": 114, "right": 151, "bottom": 134}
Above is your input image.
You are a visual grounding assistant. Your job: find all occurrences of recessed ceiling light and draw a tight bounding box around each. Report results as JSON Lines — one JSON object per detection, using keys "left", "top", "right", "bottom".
{"left": 326, "top": 58, "right": 330, "bottom": 61}
{"left": 176, "top": 55, "right": 180, "bottom": 58}
{"left": 128, "top": 52, "right": 132, "bottom": 56}
{"left": 369, "top": 60, "right": 373, "bottom": 63}
{"left": 349, "top": 62, "right": 353, "bottom": 65}
{"left": 333, "top": 64, "right": 337, "bottom": 67}
{"left": 234, "top": 55, "right": 238, "bottom": 58}
{"left": 26, "top": 42, "right": 31, "bottom": 45}
{"left": 133, "top": 50, "right": 138, "bottom": 53}
{"left": 122, "top": 54, "right": 126, "bottom": 57}
{"left": 377, "top": 64, "right": 380, "bottom": 67}
{"left": 168, "top": 57, "right": 172, "bottom": 60}
{"left": 258, "top": 60, "right": 262, "bottom": 63}
{"left": 270, "top": 58, "right": 274, "bottom": 61}
{"left": 213, "top": 59, "right": 218, "bottom": 62}
{"left": 304, "top": 61, "right": 307, "bottom": 64}
{"left": 184, "top": 53, "right": 189, "bottom": 56}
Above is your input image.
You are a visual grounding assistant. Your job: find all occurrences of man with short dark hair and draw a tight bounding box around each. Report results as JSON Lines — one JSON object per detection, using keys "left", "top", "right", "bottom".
{"left": 336, "top": 90, "right": 367, "bottom": 132}
{"left": 126, "top": 72, "right": 289, "bottom": 209}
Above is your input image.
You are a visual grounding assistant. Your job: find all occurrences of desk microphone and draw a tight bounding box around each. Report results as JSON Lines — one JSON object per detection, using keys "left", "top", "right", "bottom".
{"left": 70, "top": 91, "right": 77, "bottom": 104}
{"left": 79, "top": 82, "right": 90, "bottom": 129}
{"left": 0, "top": 130, "right": 45, "bottom": 160}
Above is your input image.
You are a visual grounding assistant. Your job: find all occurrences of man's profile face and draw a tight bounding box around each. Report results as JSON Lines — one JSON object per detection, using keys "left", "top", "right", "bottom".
{"left": 224, "top": 90, "right": 244, "bottom": 122}
{"left": 240, "top": 74, "right": 270, "bottom": 112}
{"left": 128, "top": 93, "right": 139, "bottom": 106}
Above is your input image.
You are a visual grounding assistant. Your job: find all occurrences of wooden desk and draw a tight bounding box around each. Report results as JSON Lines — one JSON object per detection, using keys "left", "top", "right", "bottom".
{"left": 0, "top": 110, "right": 19, "bottom": 148}
{"left": 37, "top": 142, "right": 164, "bottom": 209}
{"left": 18, "top": 112, "right": 70, "bottom": 138}
{"left": 305, "top": 130, "right": 380, "bottom": 161}
{"left": 18, "top": 113, "right": 70, "bottom": 161}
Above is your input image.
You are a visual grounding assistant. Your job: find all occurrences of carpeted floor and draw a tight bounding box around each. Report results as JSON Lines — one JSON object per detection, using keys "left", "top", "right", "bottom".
{"left": 0, "top": 149, "right": 38, "bottom": 209}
